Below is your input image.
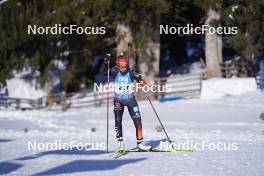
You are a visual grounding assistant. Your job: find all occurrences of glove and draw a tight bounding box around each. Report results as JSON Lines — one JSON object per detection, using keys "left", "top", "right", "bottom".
{"left": 104, "top": 53, "right": 111, "bottom": 64}
{"left": 139, "top": 80, "right": 147, "bottom": 87}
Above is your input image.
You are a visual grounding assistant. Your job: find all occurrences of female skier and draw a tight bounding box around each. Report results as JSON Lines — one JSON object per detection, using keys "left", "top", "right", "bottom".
{"left": 104, "top": 53, "right": 151, "bottom": 151}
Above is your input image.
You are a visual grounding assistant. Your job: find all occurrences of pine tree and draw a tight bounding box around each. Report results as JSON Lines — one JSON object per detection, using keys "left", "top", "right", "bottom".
{"left": 194, "top": 0, "right": 264, "bottom": 77}
{"left": 0, "top": 0, "right": 113, "bottom": 91}
{"left": 112, "top": 0, "right": 170, "bottom": 84}
{"left": 193, "top": 0, "right": 224, "bottom": 78}
{"left": 221, "top": 0, "right": 264, "bottom": 76}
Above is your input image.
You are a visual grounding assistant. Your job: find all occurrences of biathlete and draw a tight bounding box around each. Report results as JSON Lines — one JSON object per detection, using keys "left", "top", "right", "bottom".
{"left": 104, "top": 53, "right": 151, "bottom": 151}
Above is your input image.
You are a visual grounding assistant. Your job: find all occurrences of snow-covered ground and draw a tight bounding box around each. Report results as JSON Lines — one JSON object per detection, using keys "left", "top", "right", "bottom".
{"left": 201, "top": 78, "right": 257, "bottom": 99}
{"left": 0, "top": 91, "right": 264, "bottom": 175}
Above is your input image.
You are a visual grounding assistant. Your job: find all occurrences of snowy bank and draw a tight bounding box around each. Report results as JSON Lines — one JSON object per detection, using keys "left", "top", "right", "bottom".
{"left": 201, "top": 78, "right": 257, "bottom": 99}
{"left": 6, "top": 78, "right": 47, "bottom": 100}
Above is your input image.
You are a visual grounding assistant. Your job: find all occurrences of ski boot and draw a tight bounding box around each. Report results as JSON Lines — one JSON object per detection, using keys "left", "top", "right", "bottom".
{"left": 117, "top": 137, "right": 124, "bottom": 152}
{"left": 137, "top": 140, "right": 151, "bottom": 151}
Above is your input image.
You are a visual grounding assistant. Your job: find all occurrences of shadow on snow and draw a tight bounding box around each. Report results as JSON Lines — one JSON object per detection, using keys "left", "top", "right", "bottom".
{"left": 0, "top": 162, "right": 23, "bottom": 175}
{"left": 33, "top": 158, "right": 146, "bottom": 175}
{"left": 15, "top": 147, "right": 108, "bottom": 161}
{"left": 0, "top": 138, "right": 13, "bottom": 143}
{"left": 145, "top": 138, "right": 168, "bottom": 148}
{"left": 6, "top": 138, "right": 167, "bottom": 175}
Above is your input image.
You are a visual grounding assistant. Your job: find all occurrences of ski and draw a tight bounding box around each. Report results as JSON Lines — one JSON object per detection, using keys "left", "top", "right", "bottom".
{"left": 114, "top": 150, "right": 129, "bottom": 159}
{"left": 125, "top": 148, "right": 193, "bottom": 153}
{"left": 114, "top": 148, "right": 193, "bottom": 159}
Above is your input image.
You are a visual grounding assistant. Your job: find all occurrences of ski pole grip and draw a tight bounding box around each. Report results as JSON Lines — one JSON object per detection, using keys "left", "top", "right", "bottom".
{"left": 104, "top": 54, "right": 111, "bottom": 63}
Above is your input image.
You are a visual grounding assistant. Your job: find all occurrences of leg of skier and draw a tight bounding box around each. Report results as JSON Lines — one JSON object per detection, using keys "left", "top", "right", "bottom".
{"left": 114, "top": 100, "right": 125, "bottom": 150}
{"left": 127, "top": 97, "right": 151, "bottom": 151}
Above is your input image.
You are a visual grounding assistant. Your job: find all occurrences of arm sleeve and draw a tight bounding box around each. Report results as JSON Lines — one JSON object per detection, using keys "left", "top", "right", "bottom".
{"left": 110, "top": 66, "right": 119, "bottom": 79}
{"left": 99, "top": 63, "right": 119, "bottom": 79}
{"left": 130, "top": 69, "right": 143, "bottom": 82}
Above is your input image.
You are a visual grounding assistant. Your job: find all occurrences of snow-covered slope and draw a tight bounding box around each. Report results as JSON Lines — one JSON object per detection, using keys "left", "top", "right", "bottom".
{"left": 201, "top": 78, "right": 257, "bottom": 99}
{"left": 6, "top": 78, "right": 47, "bottom": 100}
{"left": 0, "top": 91, "right": 264, "bottom": 175}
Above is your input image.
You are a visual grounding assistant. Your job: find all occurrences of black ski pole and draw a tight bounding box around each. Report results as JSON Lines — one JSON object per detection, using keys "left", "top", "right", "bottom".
{"left": 128, "top": 43, "right": 132, "bottom": 60}
{"left": 143, "top": 91, "right": 174, "bottom": 148}
{"left": 106, "top": 54, "right": 111, "bottom": 153}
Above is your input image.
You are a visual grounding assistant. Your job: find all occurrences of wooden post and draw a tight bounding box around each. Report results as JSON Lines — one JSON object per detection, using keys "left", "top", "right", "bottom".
{"left": 16, "top": 99, "right": 20, "bottom": 110}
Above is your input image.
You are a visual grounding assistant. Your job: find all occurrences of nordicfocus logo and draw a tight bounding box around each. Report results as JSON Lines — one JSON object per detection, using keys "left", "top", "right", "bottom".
{"left": 93, "top": 83, "right": 172, "bottom": 93}
{"left": 160, "top": 24, "right": 238, "bottom": 35}
{"left": 159, "top": 141, "right": 238, "bottom": 151}
{"left": 27, "top": 140, "right": 106, "bottom": 151}
{"left": 27, "top": 24, "right": 106, "bottom": 35}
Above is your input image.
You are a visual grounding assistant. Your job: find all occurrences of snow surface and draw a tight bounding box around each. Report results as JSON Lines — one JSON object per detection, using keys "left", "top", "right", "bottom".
{"left": 0, "top": 91, "right": 264, "bottom": 175}
{"left": 6, "top": 78, "right": 47, "bottom": 100}
{"left": 7, "top": 66, "right": 48, "bottom": 100}
{"left": 201, "top": 78, "right": 257, "bottom": 99}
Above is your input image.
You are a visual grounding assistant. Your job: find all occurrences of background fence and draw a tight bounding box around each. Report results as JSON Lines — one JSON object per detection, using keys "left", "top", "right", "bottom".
{"left": 155, "top": 73, "right": 202, "bottom": 101}
{"left": 0, "top": 73, "right": 203, "bottom": 111}
{"left": 220, "top": 58, "right": 261, "bottom": 88}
